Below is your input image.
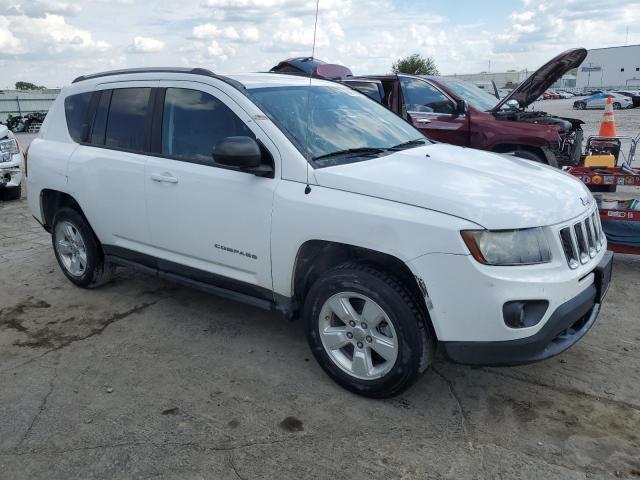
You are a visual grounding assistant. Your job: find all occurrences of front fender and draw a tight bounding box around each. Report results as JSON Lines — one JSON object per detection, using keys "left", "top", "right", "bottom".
{"left": 270, "top": 181, "right": 478, "bottom": 297}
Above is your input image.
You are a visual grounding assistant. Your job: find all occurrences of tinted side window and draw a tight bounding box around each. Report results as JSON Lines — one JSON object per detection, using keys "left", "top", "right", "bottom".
{"left": 104, "top": 88, "right": 151, "bottom": 151}
{"left": 161, "top": 88, "right": 254, "bottom": 164}
{"left": 64, "top": 92, "right": 92, "bottom": 142}
{"left": 400, "top": 77, "right": 455, "bottom": 114}
{"left": 344, "top": 81, "right": 383, "bottom": 103}
{"left": 90, "top": 90, "right": 112, "bottom": 145}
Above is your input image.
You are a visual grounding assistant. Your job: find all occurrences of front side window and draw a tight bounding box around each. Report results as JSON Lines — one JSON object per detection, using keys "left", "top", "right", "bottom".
{"left": 64, "top": 92, "right": 92, "bottom": 142}
{"left": 435, "top": 78, "right": 501, "bottom": 111}
{"left": 400, "top": 77, "right": 455, "bottom": 114}
{"left": 104, "top": 88, "right": 151, "bottom": 151}
{"left": 161, "top": 88, "right": 254, "bottom": 164}
{"left": 249, "top": 84, "right": 426, "bottom": 166}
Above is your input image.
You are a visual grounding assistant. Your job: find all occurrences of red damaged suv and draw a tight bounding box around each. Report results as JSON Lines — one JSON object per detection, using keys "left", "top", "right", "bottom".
{"left": 271, "top": 49, "right": 587, "bottom": 167}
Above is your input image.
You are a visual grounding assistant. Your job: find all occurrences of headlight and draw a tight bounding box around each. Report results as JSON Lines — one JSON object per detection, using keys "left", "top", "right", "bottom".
{"left": 0, "top": 138, "right": 19, "bottom": 163}
{"left": 461, "top": 228, "right": 551, "bottom": 266}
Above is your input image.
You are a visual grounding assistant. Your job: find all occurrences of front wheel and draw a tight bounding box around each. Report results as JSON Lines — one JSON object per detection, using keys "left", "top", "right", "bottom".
{"left": 304, "top": 262, "right": 433, "bottom": 398}
{"left": 52, "top": 207, "right": 114, "bottom": 288}
{"left": 612, "top": 102, "right": 621, "bottom": 110}
{"left": 574, "top": 102, "right": 586, "bottom": 110}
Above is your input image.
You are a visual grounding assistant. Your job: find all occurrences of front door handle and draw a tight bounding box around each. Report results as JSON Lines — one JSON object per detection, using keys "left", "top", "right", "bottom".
{"left": 150, "top": 172, "right": 178, "bottom": 184}
{"left": 416, "top": 118, "right": 431, "bottom": 124}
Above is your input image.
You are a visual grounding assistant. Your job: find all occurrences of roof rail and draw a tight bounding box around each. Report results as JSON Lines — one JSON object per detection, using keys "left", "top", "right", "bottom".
{"left": 72, "top": 67, "right": 218, "bottom": 84}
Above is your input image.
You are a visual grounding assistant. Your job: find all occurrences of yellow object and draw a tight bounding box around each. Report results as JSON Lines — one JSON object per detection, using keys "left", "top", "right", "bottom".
{"left": 583, "top": 154, "right": 615, "bottom": 167}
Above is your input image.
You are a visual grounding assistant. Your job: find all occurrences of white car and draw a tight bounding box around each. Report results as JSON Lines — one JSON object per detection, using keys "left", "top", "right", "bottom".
{"left": 26, "top": 68, "right": 612, "bottom": 397}
{"left": 0, "top": 124, "right": 23, "bottom": 200}
{"left": 574, "top": 92, "right": 634, "bottom": 110}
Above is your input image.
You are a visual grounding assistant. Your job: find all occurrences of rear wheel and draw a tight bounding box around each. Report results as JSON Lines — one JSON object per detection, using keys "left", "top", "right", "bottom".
{"left": 1, "top": 185, "right": 21, "bottom": 201}
{"left": 304, "top": 262, "right": 433, "bottom": 398}
{"left": 52, "top": 207, "right": 114, "bottom": 288}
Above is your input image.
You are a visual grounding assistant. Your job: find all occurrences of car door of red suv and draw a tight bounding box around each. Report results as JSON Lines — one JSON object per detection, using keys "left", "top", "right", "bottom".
{"left": 398, "top": 76, "right": 468, "bottom": 146}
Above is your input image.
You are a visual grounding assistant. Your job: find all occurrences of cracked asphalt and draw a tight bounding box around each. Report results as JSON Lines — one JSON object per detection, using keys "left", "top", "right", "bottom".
{"left": 1, "top": 133, "right": 640, "bottom": 479}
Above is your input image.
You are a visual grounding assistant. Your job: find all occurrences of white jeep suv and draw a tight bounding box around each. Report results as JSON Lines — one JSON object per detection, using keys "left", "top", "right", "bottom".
{"left": 26, "top": 68, "right": 612, "bottom": 397}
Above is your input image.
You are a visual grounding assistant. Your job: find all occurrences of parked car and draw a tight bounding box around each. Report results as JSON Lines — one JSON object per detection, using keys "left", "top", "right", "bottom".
{"left": 0, "top": 124, "right": 23, "bottom": 200}
{"left": 543, "top": 91, "right": 560, "bottom": 100}
{"left": 613, "top": 90, "right": 640, "bottom": 108}
{"left": 573, "top": 92, "right": 634, "bottom": 110}
{"left": 555, "top": 91, "right": 575, "bottom": 99}
{"left": 26, "top": 67, "right": 612, "bottom": 397}
{"left": 336, "top": 48, "right": 588, "bottom": 167}
{"left": 270, "top": 57, "right": 353, "bottom": 80}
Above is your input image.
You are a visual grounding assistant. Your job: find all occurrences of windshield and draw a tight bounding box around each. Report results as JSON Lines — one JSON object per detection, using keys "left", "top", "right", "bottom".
{"left": 435, "top": 78, "right": 501, "bottom": 111}
{"left": 248, "top": 84, "right": 427, "bottom": 167}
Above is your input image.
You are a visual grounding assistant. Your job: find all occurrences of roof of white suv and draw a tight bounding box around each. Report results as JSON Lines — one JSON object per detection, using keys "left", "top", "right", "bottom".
{"left": 71, "top": 67, "right": 336, "bottom": 91}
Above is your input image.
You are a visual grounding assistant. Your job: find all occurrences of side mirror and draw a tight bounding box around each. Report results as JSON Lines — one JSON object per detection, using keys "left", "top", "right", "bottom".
{"left": 505, "top": 99, "right": 519, "bottom": 110}
{"left": 213, "top": 136, "right": 261, "bottom": 169}
{"left": 455, "top": 99, "right": 468, "bottom": 115}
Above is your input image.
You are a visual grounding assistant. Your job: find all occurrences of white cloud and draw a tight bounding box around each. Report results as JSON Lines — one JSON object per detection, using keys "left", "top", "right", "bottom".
{"left": 0, "top": 17, "right": 22, "bottom": 50}
{"left": 6, "top": 13, "right": 109, "bottom": 55}
{"left": 192, "top": 23, "right": 261, "bottom": 43}
{"left": 0, "top": 0, "right": 81, "bottom": 17}
{"left": 128, "top": 36, "right": 165, "bottom": 53}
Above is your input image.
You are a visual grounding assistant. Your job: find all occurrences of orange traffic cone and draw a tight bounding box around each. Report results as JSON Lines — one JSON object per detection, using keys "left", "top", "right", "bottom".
{"left": 598, "top": 96, "right": 617, "bottom": 137}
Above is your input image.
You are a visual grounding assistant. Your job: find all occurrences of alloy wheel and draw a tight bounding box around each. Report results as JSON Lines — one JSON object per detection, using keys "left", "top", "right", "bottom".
{"left": 318, "top": 292, "right": 398, "bottom": 380}
{"left": 55, "top": 220, "right": 88, "bottom": 277}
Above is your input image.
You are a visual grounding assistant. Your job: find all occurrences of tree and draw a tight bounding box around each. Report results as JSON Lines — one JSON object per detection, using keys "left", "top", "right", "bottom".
{"left": 15, "top": 81, "right": 45, "bottom": 91}
{"left": 391, "top": 54, "right": 439, "bottom": 75}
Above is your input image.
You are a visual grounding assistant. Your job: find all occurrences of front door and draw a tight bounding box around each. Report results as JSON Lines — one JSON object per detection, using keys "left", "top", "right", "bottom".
{"left": 144, "top": 82, "right": 279, "bottom": 296}
{"left": 398, "top": 76, "right": 468, "bottom": 146}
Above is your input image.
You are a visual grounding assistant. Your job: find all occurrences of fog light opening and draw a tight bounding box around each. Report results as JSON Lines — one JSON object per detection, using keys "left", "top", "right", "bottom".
{"left": 503, "top": 300, "right": 549, "bottom": 329}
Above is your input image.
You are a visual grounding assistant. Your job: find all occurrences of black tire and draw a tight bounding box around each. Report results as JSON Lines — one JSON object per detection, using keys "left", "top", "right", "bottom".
{"left": 1, "top": 185, "right": 21, "bottom": 201}
{"left": 505, "top": 149, "right": 546, "bottom": 163}
{"left": 574, "top": 102, "right": 586, "bottom": 110}
{"left": 612, "top": 102, "right": 621, "bottom": 110}
{"left": 51, "top": 207, "right": 114, "bottom": 288}
{"left": 304, "top": 262, "right": 433, "bottom": 398}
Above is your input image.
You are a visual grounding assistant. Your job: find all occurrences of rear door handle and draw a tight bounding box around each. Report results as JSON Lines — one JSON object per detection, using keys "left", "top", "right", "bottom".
{"left": 150, "top": 172, "right": 178, "bottom": 184}
{"left": 416, "top": 118, "right": 431, "bottom": 124}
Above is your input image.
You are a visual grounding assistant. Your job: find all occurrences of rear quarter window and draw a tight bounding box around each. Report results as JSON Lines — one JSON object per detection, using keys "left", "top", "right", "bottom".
{"left": 64, "top": 92, "right": 93, "bottom": 142}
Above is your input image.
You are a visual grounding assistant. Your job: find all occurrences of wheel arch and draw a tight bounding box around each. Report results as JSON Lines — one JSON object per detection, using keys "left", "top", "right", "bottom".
{"left": 491, "top": 143, "right": 556, "bottom": 166}
{"left": 40, "top": 189, "right": 86, "bottom": 232}
{"left": 290, "top": 239, "right": 436, "bottom": 338}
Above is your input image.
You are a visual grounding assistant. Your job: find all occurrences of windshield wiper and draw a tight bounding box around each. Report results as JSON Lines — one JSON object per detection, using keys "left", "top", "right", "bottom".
{"left": 388, "top": 138, "right": 428, "bottom": 151}
{"left": 313, "top": 147, "right": 387, "bottom": 161}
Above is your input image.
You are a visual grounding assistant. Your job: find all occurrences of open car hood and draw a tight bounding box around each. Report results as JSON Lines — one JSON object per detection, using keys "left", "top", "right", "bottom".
{"left": 492, "top": 48, "right": 587, "bottom": 112}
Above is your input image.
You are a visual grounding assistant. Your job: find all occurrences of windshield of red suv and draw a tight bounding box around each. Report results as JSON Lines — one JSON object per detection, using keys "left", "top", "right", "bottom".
{"left": 435, "top": 78, "right": 501, "bottom": 111}
{"left": 249, "top": 84, "right": 427, "bottom": 167}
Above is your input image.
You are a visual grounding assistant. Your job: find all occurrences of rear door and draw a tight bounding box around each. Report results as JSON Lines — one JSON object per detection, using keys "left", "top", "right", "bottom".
{"left": 144, "top": 81, "right": 280, "bottom": 295}
{"left": 67, "top": 83, "right": 156, "bottom": 251}
{"left": 398, "top": 76, "right": 468, "bottom": 146}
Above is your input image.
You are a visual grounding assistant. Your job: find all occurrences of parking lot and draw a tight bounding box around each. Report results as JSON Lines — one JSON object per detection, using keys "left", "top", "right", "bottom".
{"left": 1, "top": 104, "right": 640, "bottom": 479}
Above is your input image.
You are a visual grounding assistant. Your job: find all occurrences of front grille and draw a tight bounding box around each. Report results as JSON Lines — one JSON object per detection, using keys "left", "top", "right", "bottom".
{"left": 559, "top": 209, "right": 604, "bottom": 269}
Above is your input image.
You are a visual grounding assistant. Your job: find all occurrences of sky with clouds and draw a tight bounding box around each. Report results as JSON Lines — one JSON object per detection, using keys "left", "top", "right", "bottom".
{"left": 1, "top": 0, "right": 639, "bottom": 88}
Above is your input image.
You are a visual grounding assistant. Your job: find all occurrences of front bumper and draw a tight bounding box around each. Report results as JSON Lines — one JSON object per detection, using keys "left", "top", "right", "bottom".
{"left": 0, "top": 154, "right": 23, "bottom": 189}
{"left": 441, "top": 251, "right": 613, "bottom": 366}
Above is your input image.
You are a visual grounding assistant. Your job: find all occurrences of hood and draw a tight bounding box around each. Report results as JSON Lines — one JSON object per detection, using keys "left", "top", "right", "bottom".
{"left": 314, "top": 143, "right": 592, "bottom": 230}
{"left": 493, "top": 48, "right": 587, "bottom": 112}
{"left": 0, "top": 125, "right": 8, "bottom": 139}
